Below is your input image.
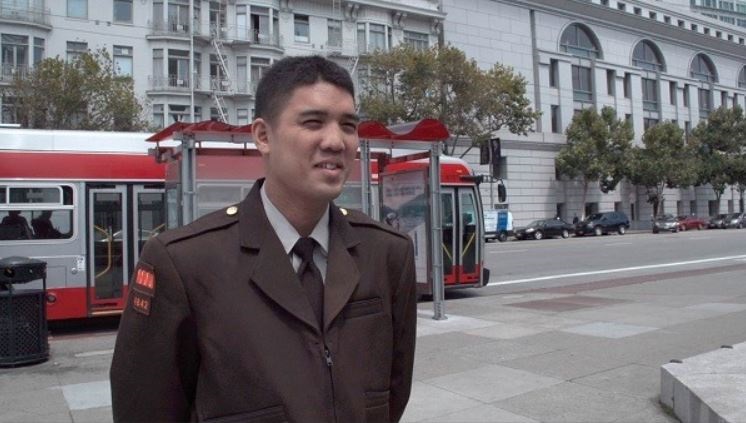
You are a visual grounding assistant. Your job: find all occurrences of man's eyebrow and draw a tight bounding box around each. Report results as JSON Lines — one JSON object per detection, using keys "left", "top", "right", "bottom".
{"left": 298, "top": 110, "right": 360, "bottom": 123}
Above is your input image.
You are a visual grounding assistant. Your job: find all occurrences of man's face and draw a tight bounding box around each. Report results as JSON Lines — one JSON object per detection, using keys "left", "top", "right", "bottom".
{"left": 254, "top": 81, "right": 359, "bottom": 208}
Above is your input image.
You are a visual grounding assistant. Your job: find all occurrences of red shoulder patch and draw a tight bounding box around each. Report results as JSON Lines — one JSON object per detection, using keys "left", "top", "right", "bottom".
{"left": 131, "top": 292, "right": 152, "bottom": 316}
{"left": 133, "top": 263, "right": 156, "bottom": 297}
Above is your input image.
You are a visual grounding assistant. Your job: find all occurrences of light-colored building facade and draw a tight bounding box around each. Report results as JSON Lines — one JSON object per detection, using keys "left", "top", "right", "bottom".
{"left": 2, "top": 0, "right": 745, "bottom": 225}
{"left": 444, "top": 0, "right": 746, "bottom": 226}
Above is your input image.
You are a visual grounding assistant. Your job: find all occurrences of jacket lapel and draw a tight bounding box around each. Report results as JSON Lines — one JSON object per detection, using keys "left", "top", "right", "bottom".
{"left": 323, "top": 206, "right": 361, "bottom": 330}
{"left": 239, "top": 181, "right": 320, "bottom": 333}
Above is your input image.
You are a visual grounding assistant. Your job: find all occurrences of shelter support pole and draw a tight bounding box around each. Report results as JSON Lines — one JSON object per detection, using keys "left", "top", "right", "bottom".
{"left": 430, "top": 143, "right": 446, "bottom": 320}
{"left": 180, "top": 136, "right": 198, "bottom": 225}
{"left": 360, "top": 139, "right": 372, "bottom": 217}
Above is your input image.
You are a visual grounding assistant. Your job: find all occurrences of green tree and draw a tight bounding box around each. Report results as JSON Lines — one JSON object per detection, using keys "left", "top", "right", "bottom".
{"left": 555, "top": 107, "right": 633, "bottom": 218}
{"left": 3, "top": 48, "right": 146, "bottom": 131}
{"left": 626, "top": 122, "right": 697, "bottom": 218}
{"left": 731, "top": 154, "right": 746, "bottom": 212}
{"left": 690, "top": 106, "right": 746, "bottom": 214}
{"left": 359, "top": 45, "right": 540, "bottom": 156}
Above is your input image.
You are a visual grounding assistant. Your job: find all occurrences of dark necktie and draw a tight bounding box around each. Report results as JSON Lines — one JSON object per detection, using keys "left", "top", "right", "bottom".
{"left": 293, "top": 237, "right": 324, "bottom": 327}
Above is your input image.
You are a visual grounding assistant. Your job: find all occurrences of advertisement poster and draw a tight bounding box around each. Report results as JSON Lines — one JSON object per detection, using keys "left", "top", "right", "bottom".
{"left": 380, "top": 169, "right": 429, "bottom": 286}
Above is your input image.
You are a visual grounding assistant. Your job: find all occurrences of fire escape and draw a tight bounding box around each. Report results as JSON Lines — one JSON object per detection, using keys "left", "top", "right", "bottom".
{"left": 210, "top": 1, "right": 230, "bottom": 122}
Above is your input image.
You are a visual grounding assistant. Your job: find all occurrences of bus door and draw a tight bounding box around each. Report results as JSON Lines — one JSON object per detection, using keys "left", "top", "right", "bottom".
{"left": 457, "top": 187, "right": 481, "bottom": 285}
{"left": 87, "top": 186, "right": 128, "bottom": 315}
{"left": 132, "top": 185, "right": 166, "bottom": 265}
{"left": 440, "top": 189, "right": 456, "bottom": 284}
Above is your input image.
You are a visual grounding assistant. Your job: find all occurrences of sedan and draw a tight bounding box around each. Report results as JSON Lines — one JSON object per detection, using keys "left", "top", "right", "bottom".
{"left": 677, "top": 215, "right": 707, "bottom": 231}
{"left": 652, "top": 214, "right": 680, "bottom": 233}
{"left": 708, "top": 214, "right": 728, "bottom": 229}
{"left": 514, "top": 218, "right": 574, "bottom": 240}
{"left": 725, "top": 212, "right": 745, "bottom": 229}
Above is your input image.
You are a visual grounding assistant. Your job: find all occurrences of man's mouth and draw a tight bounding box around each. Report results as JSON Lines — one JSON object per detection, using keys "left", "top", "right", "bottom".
{"left": 315, "top": 162, "right": 343, "bottom": 170}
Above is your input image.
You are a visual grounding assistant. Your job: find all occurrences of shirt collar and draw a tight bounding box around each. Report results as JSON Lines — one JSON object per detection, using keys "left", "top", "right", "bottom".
{"left": 260, "top": 184, "right": 329, "bottom": 257}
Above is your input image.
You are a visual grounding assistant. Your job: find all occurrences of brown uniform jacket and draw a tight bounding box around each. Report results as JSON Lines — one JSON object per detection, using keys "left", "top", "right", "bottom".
{"left": 110, "top": 181, "right": 417, "bottom": 423}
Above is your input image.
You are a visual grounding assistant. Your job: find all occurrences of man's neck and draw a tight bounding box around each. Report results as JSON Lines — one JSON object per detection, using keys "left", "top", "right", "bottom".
{"left": 263, "top": 181, "right": 328, "bottom": 237}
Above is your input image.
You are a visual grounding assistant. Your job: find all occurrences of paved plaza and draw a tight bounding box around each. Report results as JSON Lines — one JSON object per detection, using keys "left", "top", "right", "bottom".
{"left": 1, "top": 262, "right": 746, "bottom": 422}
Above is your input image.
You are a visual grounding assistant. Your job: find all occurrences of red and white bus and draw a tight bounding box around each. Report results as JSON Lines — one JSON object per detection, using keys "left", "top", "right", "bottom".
{"left": 1, "top": 122, "right": 487, "bottom": 320}
{"left": 0, "top": 128, "right": 169, "bottom": 320}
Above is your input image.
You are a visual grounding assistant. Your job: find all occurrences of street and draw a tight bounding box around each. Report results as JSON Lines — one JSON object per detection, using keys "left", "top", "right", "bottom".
{"left": 1, "top": 229, "right": 745, "bottom": 422}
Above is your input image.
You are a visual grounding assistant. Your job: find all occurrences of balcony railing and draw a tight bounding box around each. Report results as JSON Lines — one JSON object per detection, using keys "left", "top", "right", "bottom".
{"left": 643, "top": 100, "right": 659, "bottom": 111}
{"left": 149, "top": 75, "right": 252, "bottom": 95}
{"left": 149, "top": 20, "right": 202, "bottom": 37}
{"left": 0, "top": 5, "right": 50, "bottom": 26}
{"left": 0, "top": 64, "right": 29, "bottom": 83}
{"left": 573, "top": 89, "right": 594, "bottom": 103}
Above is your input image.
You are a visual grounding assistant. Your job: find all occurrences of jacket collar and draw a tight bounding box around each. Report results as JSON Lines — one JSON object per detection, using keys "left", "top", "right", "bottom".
{"left": 239, "top": 179, "right": 361, "bottom": 333}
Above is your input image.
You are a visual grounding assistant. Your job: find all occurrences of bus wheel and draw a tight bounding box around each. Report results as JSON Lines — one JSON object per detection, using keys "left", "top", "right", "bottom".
{"left": 498, "top": 232, "right": 508, "bottom": 242}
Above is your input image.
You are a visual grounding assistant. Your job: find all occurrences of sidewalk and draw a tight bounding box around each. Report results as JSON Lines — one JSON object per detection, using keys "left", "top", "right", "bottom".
{"left": 1, "top": 262, "right": 746, "bottom": 422}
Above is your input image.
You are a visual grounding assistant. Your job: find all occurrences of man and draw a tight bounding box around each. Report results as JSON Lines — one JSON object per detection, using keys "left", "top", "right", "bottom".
{"left": 110, "top": 56, "right": 417, "bottom": 423}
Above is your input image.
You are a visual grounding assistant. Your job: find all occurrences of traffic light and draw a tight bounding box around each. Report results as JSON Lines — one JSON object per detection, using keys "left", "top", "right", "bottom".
{"left": 490, "top": 138, "right": 501, "bottom": 178}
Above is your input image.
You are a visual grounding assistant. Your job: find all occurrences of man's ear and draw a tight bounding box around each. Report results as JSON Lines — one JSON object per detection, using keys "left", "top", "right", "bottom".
{"left": 252, "top": 118, "right": 270, "bottom": 155}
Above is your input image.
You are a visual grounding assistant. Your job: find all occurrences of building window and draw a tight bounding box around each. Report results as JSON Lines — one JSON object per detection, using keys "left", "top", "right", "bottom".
{"left": 250, "top": 56, "right": 271, "bottom": 91}
{"left": 606, "top": 69, "right": 615, "bottom": 95}
{"left": 551, "top": 105, "right": 561, "bottom": 133}
{"left": 571, "top": 65, "right": 593, "bottom": 102}
{"left": 237, "top": 108, "right": 249, "bottom": 126}
{"left": 294, "top": 14, "right": 310, "bottom": 43}
{"left": 618, "top": 2, "right": 626, "bottom": 11}
{"left": 642, "top": 78, "right": 658, "bottom": 111}
{"left": 734, "top": 94, "right": 739, "bottom": 108}
{"left": 690, "top": 200, "right": 696, "bottom": 215}
{"left": 664, "top": 16, "right": 671, "bottom": 24}
{"left": 114, "top": 0, "right": 133, "bottom": 23}
{"left": 169, "top": 104, "right": 189, "bottom": 123}
{"left": 632, "top": 40, "right": 665, "bottom": 71}
{"left": 236, "top": 56, "right": 247, "bottom": 93}
{"left": 328, "top": 19, "right": 342, "bottom": 48}
{"left": 739, "top": 67, "right": 746, "bottom": 88}
{"left": 684, "top": 120, "right": 691, "bottom": 135}
{"left": 669, "top": 81, "right": 676, "bottom": 104}
{"left": 67, "top": 0, "right": 87, "bottom": 19}
{"left": 560, "top": 23, "right": 601, "bottom": 58}
{"left": 209, "top": 54, "right": 228, "bottom": 89}
{"left": 623, "top": 72, "right": 631, "bottom": 98}
{"left": 678, "top": 19, "right": 685, "bottom": 27}
{"left": 168, "top": 49, "right": 190, "bottom": 88}
{"left": 358, "top": 22, "right": 390, "bottom": 54}
{"left": 691, "top": 24, "right": 698, "bottom": 32}
{"left": 1, "top": 34, "right": 29, "bottom": 77}
{"left": 549, "top": 59, "right": 558, "bottom": 88}
{"left": 721, "top": 91, "right": 728, "bottom": 107}
{"left": 683, "top": 84, "right": 690, "bottom": 107}
{"left": 250, "top": 6, "right": 279, "bottom": 46}
{"left": 690, "top": 53, "right": 718, "bottom": 82}
{"left": 153, "top": 104, "right": 164, "bottom": 128}
{"left": 66, "top": 41, "right": 87, "bottom": 63}
{"left": 210, "top": 107, "right": 227, "bottom": 120}
{"left": 33, "top": 37, "right": 44, "bottom": 65}
{"left": 625, "top": 113, "right": 632, "bottom": 123}
{"left": 649, "top": 11, "right": 657, "bottom": 19}
{"left": 403, "top": 31, "right": 429, "bottom": 51}
{"left": 643, "top": 118, "right": 658, "bottom": 130}
{"left": 699, "top": 88, "right": 712, "bottom": 117}
{"left": 113, "top": 46, "right": 133, "bottom": 76}
{"left": 633, "top": 7, "right": 641, "bottom": 15}
{"left": 209, "top": 1, "right": 227, "bottom": 35}
{"left": 152, "top": 49, "right": 164, "bottom": 87}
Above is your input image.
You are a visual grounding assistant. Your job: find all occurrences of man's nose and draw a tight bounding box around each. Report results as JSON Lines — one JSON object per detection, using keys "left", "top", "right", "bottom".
{"left": 320, "top": 124, "right": 346, "bottom": 151}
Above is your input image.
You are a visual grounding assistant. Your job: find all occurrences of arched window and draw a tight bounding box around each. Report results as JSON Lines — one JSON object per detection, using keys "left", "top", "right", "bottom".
{"left": 739, "top": 66, "right": 746, "bottom": 89}
{"left": 560, "top": 24, "right": 602, "bottom": 59}
{"left": 690, "top": 53, "right": 718, "bottom": 83}
{"left": 632, "top": 40, "right": 665, "bottom": 72}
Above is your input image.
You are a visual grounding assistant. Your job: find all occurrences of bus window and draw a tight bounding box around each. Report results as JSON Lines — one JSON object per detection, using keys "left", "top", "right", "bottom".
{"left": 0, "top": 185, "right": 75, "bottom": 241}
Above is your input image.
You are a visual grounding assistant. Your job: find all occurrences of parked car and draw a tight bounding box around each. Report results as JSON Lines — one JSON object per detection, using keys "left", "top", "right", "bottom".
{"left": 677, "top": 215, "right": 707, "bottom": 231}
{"left": 652, "top": 214, "right": 680, "bottom": 233}
{"left": 514, "top": 218, "right": 574, "bottom": 240}
{"left": 575, "top": 211, "right": 629, "bottom": 236}
{"left": 725, "top": 212, "right": 745, "bottom": 229}
{"left": 708, "top": 214, "right": 728, "bottom": 229}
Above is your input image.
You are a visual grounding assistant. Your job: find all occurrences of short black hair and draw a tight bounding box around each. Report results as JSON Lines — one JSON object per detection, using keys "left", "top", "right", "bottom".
{"left": 254, "top": 55, "right": 355, "bottom": 123}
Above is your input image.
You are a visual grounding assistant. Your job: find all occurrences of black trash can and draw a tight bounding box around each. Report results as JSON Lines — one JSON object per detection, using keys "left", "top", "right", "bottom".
{"left": 0, "top": 256, "right": 49, "bottom": 367}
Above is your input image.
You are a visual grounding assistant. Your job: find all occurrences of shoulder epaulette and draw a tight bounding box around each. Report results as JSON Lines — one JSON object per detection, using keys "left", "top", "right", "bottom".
{"left": 341, "top": 208, "right": 410, "bottom": 241}
{"left": 156, "top": 204, "right": 240, "bottom": 245}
